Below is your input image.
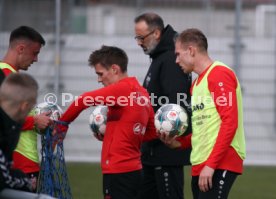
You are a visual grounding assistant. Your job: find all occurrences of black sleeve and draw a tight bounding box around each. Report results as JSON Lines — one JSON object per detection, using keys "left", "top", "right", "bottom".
{"left": 160, "top": 51, "right": 192, "bottom": 135}
{"left": 0, "top": 148, "right": 32, "bottom": 192}
{"left": 160, "top": 51, "right": 191, "bottom": 107}
{"left": 0, "top": 69, "right": 5, "bottom": 86}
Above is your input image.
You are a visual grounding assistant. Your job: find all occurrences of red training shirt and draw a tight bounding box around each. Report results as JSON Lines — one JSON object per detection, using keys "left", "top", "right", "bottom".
{"left": 177, "top": 65, "right": 243, "bottom": 176}
{"left": 60, "top": 77, "right": 157, "bottom": 174}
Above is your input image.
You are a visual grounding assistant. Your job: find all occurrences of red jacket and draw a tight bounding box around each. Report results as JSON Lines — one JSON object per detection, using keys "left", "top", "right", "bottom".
{"left": 60, "top": 77, "right": 157, "bottom": 174}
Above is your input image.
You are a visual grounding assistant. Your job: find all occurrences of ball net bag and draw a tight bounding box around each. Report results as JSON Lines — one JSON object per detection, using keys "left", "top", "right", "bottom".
{"left": 37, "top": 121, "right": 72, "bottom": 199}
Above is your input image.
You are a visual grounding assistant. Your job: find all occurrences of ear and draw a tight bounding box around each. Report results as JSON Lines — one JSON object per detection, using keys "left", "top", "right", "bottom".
{"left": 16, "top": 43, "right": 25, "bottom": 54}
{"left": 19, "top": 101, "right": 32, "bottom": 117}
{"left": 189, "top": 46, "right": 196, "bottom": 57}
{"left": 111, "top": 64, "right": 120, "bottom": 74}
{"left": 154, "top": 29, "right": 162, "bottom": 40}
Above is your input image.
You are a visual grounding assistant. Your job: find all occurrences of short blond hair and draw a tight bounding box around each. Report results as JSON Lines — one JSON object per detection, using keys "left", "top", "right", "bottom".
{"left": 0, "top": 73, "right": 38, "bottom": 105}
{"left": 175, "top": 28, "right": 208, "bottom": 53}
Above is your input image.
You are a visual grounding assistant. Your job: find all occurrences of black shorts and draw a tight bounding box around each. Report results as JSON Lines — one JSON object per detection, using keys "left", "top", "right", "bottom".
{"left": 191, "top": 169, "right": 238, "bottom": 199}
{"left": 103, "top": 170, "right": 142, "bottom": 199}
{"left": 138, "top": 165, "right": 184, "bottom": 199}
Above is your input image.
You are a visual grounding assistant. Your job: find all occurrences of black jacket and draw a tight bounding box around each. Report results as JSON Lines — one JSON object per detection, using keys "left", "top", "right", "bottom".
{"left": 142, "top": 25, "right": 192, "bottom": 166}
{"left": 0, "top": 69, "right": 5, "bottom": 85}
{"left": 0, "top": 108, "right": 31, "bottom": 191}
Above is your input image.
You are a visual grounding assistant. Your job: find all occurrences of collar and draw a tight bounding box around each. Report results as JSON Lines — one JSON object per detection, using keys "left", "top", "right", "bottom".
{"left": 0, "top": 107, "right": 22, "bottom": 130}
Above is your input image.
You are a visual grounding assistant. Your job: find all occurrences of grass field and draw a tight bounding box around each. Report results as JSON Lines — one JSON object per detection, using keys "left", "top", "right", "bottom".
{"left": 67, "top": 163, "right": 276, "bottom": 199}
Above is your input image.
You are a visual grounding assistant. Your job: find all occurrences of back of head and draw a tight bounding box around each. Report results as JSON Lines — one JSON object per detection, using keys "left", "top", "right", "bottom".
{"left": 88, "top": 45, "right": 128, "bottom": 73}
{"left": 9, "top": 26, "right": 45, "bottom": 48}
{"left": 0, "top": 73, "right": 38, "bottom": 107}
{"left": 134, "top": 12, "right": 164, "bottom": 32}
{"left": 176, "top": 28, "right": 208, "bottom": 53}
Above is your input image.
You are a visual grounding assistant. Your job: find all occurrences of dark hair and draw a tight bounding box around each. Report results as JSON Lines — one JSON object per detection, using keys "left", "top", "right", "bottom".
{"left": 134, "top": 12, "right": 164, "bottom": 32}
{"left": 10, "top": 26, "right": 45, "bottom": 46}
{"left": 88, "top": 45, "right": 128, "bottom": 73}
{"left": 176, "top": 28, "right": 208, "bottom": 52}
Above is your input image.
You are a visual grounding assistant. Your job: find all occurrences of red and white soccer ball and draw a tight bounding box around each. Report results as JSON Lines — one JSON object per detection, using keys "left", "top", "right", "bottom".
{"left": 154, "top": 104, "right": 188, "bottom": 137}
{"left": 89, "top": 105, "right": 108, "bottom": 136}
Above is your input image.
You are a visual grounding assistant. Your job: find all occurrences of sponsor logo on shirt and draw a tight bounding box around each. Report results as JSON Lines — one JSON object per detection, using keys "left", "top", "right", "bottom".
{"left": 133, "top": 123, "right": 146, "bottom": 135}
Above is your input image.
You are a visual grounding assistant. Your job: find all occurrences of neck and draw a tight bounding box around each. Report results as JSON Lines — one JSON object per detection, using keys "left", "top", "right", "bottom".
{"left": 117, "top": 73, "right": 128, "bottom": 81}
{"left": 2, "top": 52, "right": 19, "bottom": 70}
{"left": 193, "top": 55, "right": 213, "bottom": 75}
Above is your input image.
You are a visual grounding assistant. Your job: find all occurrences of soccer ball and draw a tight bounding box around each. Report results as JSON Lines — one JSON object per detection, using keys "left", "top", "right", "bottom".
{"left": 154, "top": 104, "right": 188, "bottom": 137}
{"left": 89, "top": 105, "right": 108, "bottom": 136}
{"left": 34, "top": 102, "right": 63, "bottom": 134}
{"left": 34, "top": 102, "right": 63, "bottom": 121}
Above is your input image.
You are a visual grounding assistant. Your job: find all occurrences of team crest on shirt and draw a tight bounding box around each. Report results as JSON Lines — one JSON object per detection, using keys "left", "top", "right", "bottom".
{"left": 133, "top": 123, "right": 146, "bottom": 135}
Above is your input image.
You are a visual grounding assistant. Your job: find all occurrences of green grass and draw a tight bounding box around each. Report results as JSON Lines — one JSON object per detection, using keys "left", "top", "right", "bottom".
{"left": 67, "top": 163, "right": 276, "bottom": 199}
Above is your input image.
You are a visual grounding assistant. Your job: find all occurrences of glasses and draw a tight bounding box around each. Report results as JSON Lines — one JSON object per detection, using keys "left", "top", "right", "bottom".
{"left": 134, "top": 30, "right": 155, "bottom": 42}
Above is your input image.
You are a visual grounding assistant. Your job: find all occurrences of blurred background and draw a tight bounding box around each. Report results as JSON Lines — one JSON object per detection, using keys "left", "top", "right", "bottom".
{"left": 1, "top": 0, "right": 276, "bottom": 198}
{"left": 0, "top": 0, "right": 276, "bottom": 165}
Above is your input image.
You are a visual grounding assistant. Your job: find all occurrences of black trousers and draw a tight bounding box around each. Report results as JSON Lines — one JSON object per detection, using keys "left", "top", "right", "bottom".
{"left": 138, "top": 165, "right": 184, "bottom": 199}
{"left": 191, "top": 169, "right": 238, "bottom": 199}
{"left": 103, "top": 170, "right": 142, "bottom": 199}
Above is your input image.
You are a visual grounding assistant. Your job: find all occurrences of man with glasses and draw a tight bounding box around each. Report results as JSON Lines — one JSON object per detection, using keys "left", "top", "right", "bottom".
{"left": 134, "top": 13, "right": 192, "bottom": 199}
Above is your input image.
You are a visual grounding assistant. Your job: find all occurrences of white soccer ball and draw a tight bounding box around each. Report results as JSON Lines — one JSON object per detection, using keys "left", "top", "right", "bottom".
{"left": 154, "top": 103, "right": 188, "bottom": 136}
{"left": 89, "top": 105, "right": 108, "bottom": 136}
{"left": 34, "top": 102, "right": 63, "bottom": 134}
{"left": 34, "top": 102, "right": 63, "bottom": 121}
